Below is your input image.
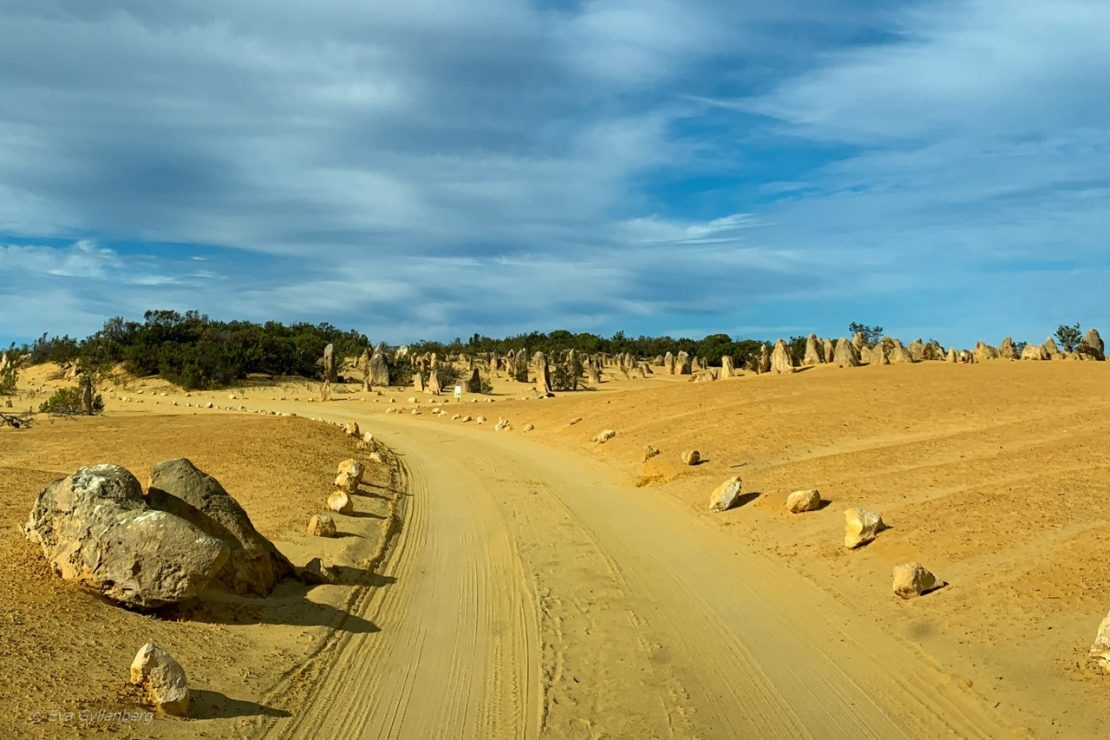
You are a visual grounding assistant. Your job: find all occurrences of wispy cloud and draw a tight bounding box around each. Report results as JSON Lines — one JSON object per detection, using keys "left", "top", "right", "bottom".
{"left": 0, "top": 0, "right": 1107, "bottom": 346}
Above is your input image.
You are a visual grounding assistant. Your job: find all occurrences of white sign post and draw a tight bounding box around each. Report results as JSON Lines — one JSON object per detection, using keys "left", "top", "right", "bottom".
{"left": 454, "top": 385, "right": 463, "bottom": 400}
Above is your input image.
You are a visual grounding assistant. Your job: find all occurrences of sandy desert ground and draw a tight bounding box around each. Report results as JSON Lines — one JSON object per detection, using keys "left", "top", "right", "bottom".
{"left": 3, "top": 359, "right": 1110, "bottom": 737}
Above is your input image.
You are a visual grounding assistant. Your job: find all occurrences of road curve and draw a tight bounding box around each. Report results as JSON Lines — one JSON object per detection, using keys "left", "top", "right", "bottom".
{"left": 264, "top": 409, "right": 1019, "bottom": 739}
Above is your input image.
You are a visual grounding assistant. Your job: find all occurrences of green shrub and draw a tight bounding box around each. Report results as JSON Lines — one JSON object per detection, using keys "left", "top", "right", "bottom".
{"left": 40, "top": 383, "right": 103, "bottom": 416}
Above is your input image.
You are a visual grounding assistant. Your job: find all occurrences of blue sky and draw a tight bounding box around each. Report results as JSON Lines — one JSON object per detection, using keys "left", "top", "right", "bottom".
{"left": 2, "top": 0, "right": 1108, "bottom": 348}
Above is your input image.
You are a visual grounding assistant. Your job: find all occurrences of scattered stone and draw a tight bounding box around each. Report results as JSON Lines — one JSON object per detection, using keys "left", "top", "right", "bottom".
{"left": 844, "top": 508, "right": 884, "bottom": 548}
{"left": 307, "top": 514, "right": 337, "bottom": 537}
{"left": 335, "top": 459, "right": 366, "bottom": 483}
{"left": 643, "top": 445, "right": 661, "bottom": 462}
{"left": 681, "top": 450, "right": 700, "bottom": 466}
{"left": 205, "top": 401, "right": 214, "bottom": 409}
{"left": 708, "top": 476, "right": 744, "bottom": 513}
{"left": 327, "top": 490, "right": 354, "bottom": 514}
{"left": 301, "top": 557, "right": 336, "bottom": 585}
{"left": 130, "top": 643, "right": 189, "bottom": 715}
{"left": 522, "top": 423, "right": 534, "bottom": 432}
{"left": 476, "top": 416, "right": 487, "bottom": 425}
{"left": 568, "top": 417, "right": 583, "bottom": 426}
{"left": 344, "top": 421, "right": 360, "bottom": 437}
{"left": 146, "top": 458, "right": 295, "bottom": 597}
{"left": 334, "top": 470, "right": 360, "bottom": 494}
{"left": 594, "top": 429, "right": 617, "bottom": 444}
{"left": 892, "top": 562, "right": 940, "bottom": 599}
{"left": 24, "top": 464, "right": 230, "bottom": 608}
{"left": 786, "top": 489, "right": 821, "bottom": 514}
{"left": 495, "top": 418, "right": 510, "bottom": 432}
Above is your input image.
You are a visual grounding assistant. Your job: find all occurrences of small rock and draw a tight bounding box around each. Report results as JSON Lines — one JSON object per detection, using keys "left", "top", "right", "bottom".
{"left": 301, "top": 557, "right": 336, "bottom": 585}
{"left": 334, "top": 471, "right": 360, "bottom": 494}
{"left": 368, "top": 451, "right": 383, "bottom": 464}
{"left": 130, "top": 643, "right": 189, "bottom": 716}
{"left": 643, "top": 445, "right": 661, "bottom": 462}
{"left": 327, "top": 491, "right": 353, "bottom": 514}
{"left": 594, "top": 429, "right": 617, "bottom": 444}
{"left": 892, "top": 562, "right": 939, "bottom": 599}
{"left": 522, "top": 423, "right": 534, "bottom": 432}
{"left": 844, "top": 508, "right": 884, "bottom": 548}
{"left": 681, "top": 450, "right": 700, "bottom": 466}
{"left": 362, "top": 432, "right": 374, "bottom": 443}
{"left": 337, "top": 459, "right": 365, "bottom": 484}
{"left": 786, "top": 489, "right": 821, "bottom": 514}
{"left": 708, "top": 476, "right": 744, "bottom": 512}
{"left": 344, "top": 421, "right": 360, "bottom": 437}
{"left": 307, "top": 514, "right": 337, "bottom": 537}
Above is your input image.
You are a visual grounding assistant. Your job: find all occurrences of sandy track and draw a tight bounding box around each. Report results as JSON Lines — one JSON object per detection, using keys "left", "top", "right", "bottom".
{"left": 261, "top": 408, "right": 1019, "bottom": 738}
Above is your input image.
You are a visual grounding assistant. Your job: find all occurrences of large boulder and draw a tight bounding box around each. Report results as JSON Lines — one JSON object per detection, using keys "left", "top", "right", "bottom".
{"left": 844, "top": 508, "right": 884, "bottom": 549}
{"left": 664, "top": 351, "right": 675, "bottom": 375}
{"left": 130, "top": 643, "right": 190, "bottom": 716}
{"left": 1084, "top": 328, "right": 1105, "bottom": 359}
{"left": 999, "top": 337, "right": 1018, "bottom": 360}
{"left": 757, "top": 344, "right": 771, "bottom": 374}
{"left": 676, "top": 351, "right": 691, "bottom": 375}
{"left": 369, "top": 343, "right": 391, "bottom": 387}
{"left": 833, "top": 338, "right": 859, "bottom": 368}
{"left": 802, "top": 334, "right": 822, "bottom": 366}
{"left": 823, "top": 337, "right": 835, "bottom": 364}
{"left": 709, "top": 476, "right": 744, "bottom": 513}
{"left": 25, "top": 464, "right": 229, "bottom": 608}
{"left": 533, "top": 351, "right": 552, "bottom": 395}
{"left": 720, "top": 355, "right": 735, "bottom": 377}
{"left": 892, "top": 563, "right": 939, "bottom": 599}
{"left": 1042, "top": 337, "right": 1063, "bottom": 359}
{"left": 1020, "top": 343, "right": 1047, "bottom": 361}
{"left": 770, "top": 339, "right": 794, "bottom": 374}
{"left": 888, "top": 340, "right": 914, "bottom": 364}
{"left": 907, "top": 339, "right": 926, "bottom": 362}
{"left": 146, "top": 459, "right": 294, "bottom": 597}
{"left": 973, "top": 341, "right": 998, "bottom": 362}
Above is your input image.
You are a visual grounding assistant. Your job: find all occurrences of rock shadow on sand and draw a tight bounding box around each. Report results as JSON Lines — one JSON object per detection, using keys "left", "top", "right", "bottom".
{"left": 169, "top": 580, "right": 381, "bottom": 634}
{"left": 188, "top": 690, "right": 291, "bottom": 720}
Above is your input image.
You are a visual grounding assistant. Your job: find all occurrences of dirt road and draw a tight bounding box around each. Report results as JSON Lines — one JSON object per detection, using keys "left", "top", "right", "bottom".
{"left": 258, "top": 408, "right": 1020, "bottom": 738}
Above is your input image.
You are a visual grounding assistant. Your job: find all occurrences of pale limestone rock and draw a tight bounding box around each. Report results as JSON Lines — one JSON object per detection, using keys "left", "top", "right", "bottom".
{"left": 709, "top": 476, "right": 744, "bottom": 513}
{"left": 307, "top": 514, "right": 337, "bottom": 537}
{"left": 844, "top": 508, "right": 884, "bottom": 548}
{"left": 892, "top": 562, "right": 939, "bottom": 599}
{"left": 786, "top": 489, "right": 821, "bottom": 514}
{"left": 130, "top": 643, "right": 189, "bottom": 715}
{"left": 327, "top": 490, "right": 353, "bottom": 515}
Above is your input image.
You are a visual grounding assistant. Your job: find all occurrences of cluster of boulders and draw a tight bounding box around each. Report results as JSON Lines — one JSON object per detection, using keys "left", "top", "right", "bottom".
{"left": 23, "top": 460, "right": 294, "bottom": 608}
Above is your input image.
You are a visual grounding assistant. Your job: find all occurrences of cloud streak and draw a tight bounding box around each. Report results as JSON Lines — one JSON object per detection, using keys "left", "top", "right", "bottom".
{"left": 1, "top": 0, "right": 1107, "bottom": 347}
